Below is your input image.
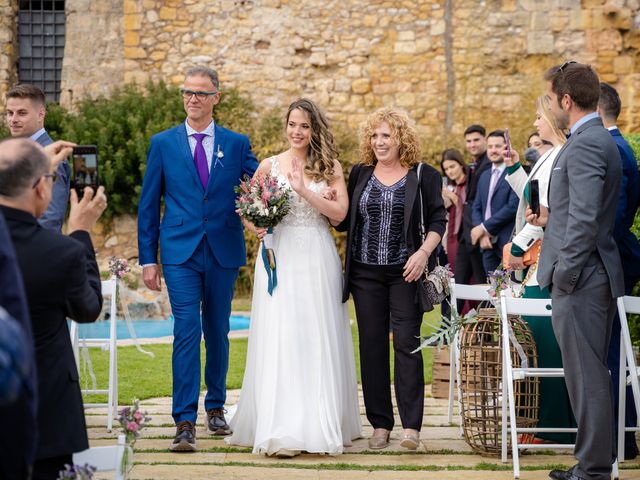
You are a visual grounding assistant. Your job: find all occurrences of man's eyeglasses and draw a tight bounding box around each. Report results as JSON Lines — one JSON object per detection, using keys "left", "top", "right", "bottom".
{"left": 557, "top": 60, "right": 577, "bottom": 73}
{"left": 32, "top": 173, "right": 57, "bottom": 189}
{"left": 180, "top": 89, "right": 219, "bottom": 101}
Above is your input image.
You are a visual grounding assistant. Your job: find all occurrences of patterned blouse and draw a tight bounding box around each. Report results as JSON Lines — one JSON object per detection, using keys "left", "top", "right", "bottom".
{"left": 352, "top": 174, "right": 408, "bottom": 265}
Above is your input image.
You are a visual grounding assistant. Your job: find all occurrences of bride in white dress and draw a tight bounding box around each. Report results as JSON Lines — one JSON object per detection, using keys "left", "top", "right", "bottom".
{"left": 226, "top": 98, "right": 362, "bottom": 457}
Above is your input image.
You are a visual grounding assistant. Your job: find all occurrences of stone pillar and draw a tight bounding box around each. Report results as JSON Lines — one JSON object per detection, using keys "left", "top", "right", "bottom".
{"left": 0, "top": 0, "right": 18, "bottom": 106}
{"left": 60, "top": 0, "right": 124, "bottom": 108}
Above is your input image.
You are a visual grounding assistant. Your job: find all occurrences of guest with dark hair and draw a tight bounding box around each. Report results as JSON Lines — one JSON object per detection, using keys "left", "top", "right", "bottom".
{"left": 337, "top": 107, "right": 446, "bottom": 451}
{"left": 470, "top": 130, "right": 518, "bottom": 275}
{"left": 440, "top": 148, "right": 467, "bottom": 272}
{"left": 531, "top": 61, "right": 624, "bottom": 480}
{"left": 0, "top": 138, "right": 106, "bottom": 480}
{"left": 455, "top": 124, "right": 490, "bottom": 287}
{"left": 5, "top": 84, "right": 70, "bottom": 232}
{"left": 598, "top": 81, "right": 640, "bottom": 459}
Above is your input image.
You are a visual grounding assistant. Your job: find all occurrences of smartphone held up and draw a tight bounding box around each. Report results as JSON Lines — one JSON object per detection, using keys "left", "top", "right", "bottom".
{"left": 72, "top": 145, "right": 99, "bottom": 199}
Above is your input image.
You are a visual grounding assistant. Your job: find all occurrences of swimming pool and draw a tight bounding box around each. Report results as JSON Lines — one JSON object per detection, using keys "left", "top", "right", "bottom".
{"left": 75, "top": 315, "right": 250, "bottom": 339}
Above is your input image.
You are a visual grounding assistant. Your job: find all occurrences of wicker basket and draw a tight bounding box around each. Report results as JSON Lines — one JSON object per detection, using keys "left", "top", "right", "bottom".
{"left": 458, "top": 307, "right": 539, "bottom": 456}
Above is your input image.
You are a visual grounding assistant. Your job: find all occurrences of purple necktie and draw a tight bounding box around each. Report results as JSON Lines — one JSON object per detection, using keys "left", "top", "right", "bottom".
{"left": 192, "top": 133, "right": 209, "bottom": 189}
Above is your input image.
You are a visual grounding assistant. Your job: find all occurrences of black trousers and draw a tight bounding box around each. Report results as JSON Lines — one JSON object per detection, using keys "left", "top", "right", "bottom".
{"left": 349, "top": 261, "right": 424, "bottom": 431}
{"left": 32, "top": 454, "right": 72, "bottom": 480}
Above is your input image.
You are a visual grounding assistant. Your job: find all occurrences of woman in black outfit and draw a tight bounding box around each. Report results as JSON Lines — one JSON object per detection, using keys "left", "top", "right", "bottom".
{"left": 335, "top": 107, "right": 446, "bottom": 450}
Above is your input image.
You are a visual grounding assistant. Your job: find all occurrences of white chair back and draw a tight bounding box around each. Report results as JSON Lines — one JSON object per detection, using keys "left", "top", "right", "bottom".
{"left": 73, "top": 434, "right": 128, "bottom": 479}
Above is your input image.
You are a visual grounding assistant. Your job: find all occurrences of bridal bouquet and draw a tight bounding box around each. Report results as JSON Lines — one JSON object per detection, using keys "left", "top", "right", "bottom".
{"left": 235, "top": 173, "right": 291, "bottom": 295}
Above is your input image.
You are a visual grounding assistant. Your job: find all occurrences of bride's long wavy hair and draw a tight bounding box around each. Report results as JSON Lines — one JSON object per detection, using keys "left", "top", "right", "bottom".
{"left": 285, "top": 98, "right": 338, "bottom": 182}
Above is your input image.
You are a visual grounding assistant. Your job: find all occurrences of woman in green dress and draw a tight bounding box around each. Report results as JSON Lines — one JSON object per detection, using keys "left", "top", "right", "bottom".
{"left": 504, "top": 95, "right": 576, "bottom": 443}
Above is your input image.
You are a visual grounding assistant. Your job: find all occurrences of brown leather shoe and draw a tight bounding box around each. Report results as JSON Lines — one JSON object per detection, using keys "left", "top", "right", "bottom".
{"left": 368, "top": 428, "right": 390, "bottom": 450}
{"left": 206, "top": 408, "right": 231, "bottom": 435}
{"left": 170, "top": 420, "right": 196, "bottom": 452}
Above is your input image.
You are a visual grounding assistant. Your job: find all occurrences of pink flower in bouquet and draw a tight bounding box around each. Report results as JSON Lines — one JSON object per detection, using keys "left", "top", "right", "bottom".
{"left": 127, "top": 421, "right": 139, "bottom": 432}
{"left": 134, "top": 411, "right": 142, "bottom": 421}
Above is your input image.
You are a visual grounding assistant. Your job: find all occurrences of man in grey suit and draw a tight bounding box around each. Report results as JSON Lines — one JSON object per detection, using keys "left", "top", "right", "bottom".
{"left": 5, "top": 84, "right": 70, "bottom": 232}
{"left": 529, "top": 61, "right": 624, "bottom": 480}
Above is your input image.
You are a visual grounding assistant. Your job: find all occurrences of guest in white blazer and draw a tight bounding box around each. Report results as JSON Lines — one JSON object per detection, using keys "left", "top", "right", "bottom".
{"left": 503, "top": 94, "right": 576, "bottom": 445}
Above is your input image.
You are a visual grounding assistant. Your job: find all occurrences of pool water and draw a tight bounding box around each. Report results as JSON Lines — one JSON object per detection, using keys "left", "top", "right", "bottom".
{"left": 75, "top": 315, "right": 250, "bottom": 339}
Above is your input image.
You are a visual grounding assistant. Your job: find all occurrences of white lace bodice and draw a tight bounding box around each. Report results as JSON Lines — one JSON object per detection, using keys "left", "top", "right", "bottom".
{"left": 270, "top": 156, "right": 329, "bottom": 229}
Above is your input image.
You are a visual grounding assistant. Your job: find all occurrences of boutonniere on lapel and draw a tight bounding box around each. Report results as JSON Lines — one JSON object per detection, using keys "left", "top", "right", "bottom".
{"left": 214, "top": 146, "right": 225, "bottom": 168}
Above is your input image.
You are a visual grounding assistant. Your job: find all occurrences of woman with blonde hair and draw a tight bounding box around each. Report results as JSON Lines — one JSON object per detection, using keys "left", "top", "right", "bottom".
{"left": 227, "top": 98, "right": 362, "bottom": 456}
{"left": 504, "top": 95, "right": 575, "bottom": 444}
{"left": 336, "top": 107, "right": 446, "bottom": 450}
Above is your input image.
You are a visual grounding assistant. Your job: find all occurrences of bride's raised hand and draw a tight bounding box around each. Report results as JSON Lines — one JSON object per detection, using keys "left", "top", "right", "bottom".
{"left": 287, "top": 157, "right": 306, "bottom": 195}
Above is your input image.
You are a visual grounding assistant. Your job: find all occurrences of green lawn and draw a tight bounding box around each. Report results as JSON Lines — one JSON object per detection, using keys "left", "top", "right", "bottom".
{"left": 81, "top": 299, "right": 442, "bottom": 404}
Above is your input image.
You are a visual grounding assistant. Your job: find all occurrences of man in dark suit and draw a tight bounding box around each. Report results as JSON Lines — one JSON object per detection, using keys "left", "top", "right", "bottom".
{"left": 455, "top": 124, "right": 490, "bottom": 286}
{"left": 138, "top": 66, "right": 258, "bottom": 451}
{"left": 5, "top": 83, "right": 70, "bottom": 232}
{"left": 470, "top": 130, "right": 519, "bottom": 274}
{"left": 0, "top": 138, "right": 106, "bottom": 479}
{"left": 598, "top": 82, "right": 640, "bottom": 459}
{"left": 0, "top": 209, "right": 36, "bottom": 480}
{"left": 532, "top": 62, "right": 624, "bottom": 480}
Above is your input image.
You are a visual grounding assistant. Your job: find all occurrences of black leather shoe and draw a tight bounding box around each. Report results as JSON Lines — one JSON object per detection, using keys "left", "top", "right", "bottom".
{"left": 170, "top": 420, "right": 196, "bottom": 452}
{"left": 549, "top": 465, "right": 582, "bottom": 480}
{"left": 206, "top": 408, "right": 231, "bottom": 435}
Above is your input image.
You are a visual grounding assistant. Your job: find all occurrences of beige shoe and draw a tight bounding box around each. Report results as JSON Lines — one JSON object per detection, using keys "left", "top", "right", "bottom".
{"left": 399, "top": 430, "right": 420, "bottom": 450}
{"left": 368, "top": 429, "right": 390, "bottom": 450}
{"left": 273, "top": 449, "right": 299, "bottom": 458}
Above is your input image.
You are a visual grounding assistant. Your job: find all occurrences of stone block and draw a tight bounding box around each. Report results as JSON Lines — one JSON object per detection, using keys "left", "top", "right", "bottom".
{"left": 124, "top": 46, "right": 146, "bottom": 59}
{"left": 346, "top": 64, "right": 362, "bottom": 78}
{"left": 430, "top": 19, "right": 445, "bottom": 35}
{"left": 334, "top": 78, "right": 352, "bottom": 92}
{"left": 146, "top": 10, "right": 158, "bottom": 22}
{"left": 124, "top": 30, "right": 140, "bottom": 46}
{"left": 309, "top": 52, "right": 327, "bottom": 66}
{"left": 159, "top": 6, "right": 177, "bottom": 20}
{"left": 124, "top": 13, "right": 142, "bottom": 30}
{"left": 397, "top": 30, "right": 415, "bottom": 41}
{"left": 394, "top": 41, "right": 416, "bottom": 54}
{"left": 527, "top": 32, "right": 554, "bottom": 54}
{"left": 613, "top": 56, "right": 634, "bottom": 74}
{"left": 142, "top": 0, "right": 155, "bottom": 8}
{"left": 569, "top": 9, "right": 591, "bottom": 29}
{"left": 351, "top": 78, "right": 371, "bottom": 94}
{"left": 530, "top": 12, "right": 549, "bottom": 30}
{"left": 363, "top": 14, "right": 377, "bottom": 27}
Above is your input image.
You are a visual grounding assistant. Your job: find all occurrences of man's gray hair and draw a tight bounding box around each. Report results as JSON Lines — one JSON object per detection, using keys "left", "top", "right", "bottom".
{"left": 0, "top": 139, "right": 49, "bottom": 197}
{"left": 185, "top": 66, "right": 219, "bottom": 90}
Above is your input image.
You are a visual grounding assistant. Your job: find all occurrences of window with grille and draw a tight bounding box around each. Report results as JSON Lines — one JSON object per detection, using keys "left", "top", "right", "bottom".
{"left": 18, "top": 1, "right": 65, "bottom": 102}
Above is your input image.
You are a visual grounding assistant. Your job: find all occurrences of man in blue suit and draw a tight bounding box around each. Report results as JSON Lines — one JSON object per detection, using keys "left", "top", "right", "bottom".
{"left": 598, "top": 82, "right": 640, "bottom": 459}
{"left": 470, "top": 130, "right": 519, "bottom": 275}
{"left": 5, "top": 84, "right": 70, "bottom": 232}
{"left": 138, "top": 66, "right": 258, "bottom": 452}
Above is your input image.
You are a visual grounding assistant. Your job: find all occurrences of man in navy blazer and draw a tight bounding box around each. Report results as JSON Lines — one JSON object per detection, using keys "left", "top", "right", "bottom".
{"left": 138, "top": 66, "right": 258, "bottom": 452}
{"left": 470, "top": 130, "right": 519, "bottom": 275}
{"left": 598, "top": 82, "right": 640, "bottom": 459}
{"left": 5, "top": 84, "right": 70, "bottom": 232}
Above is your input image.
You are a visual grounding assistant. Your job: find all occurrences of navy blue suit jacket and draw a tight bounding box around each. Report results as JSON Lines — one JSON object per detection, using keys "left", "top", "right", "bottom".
{"left": 0, "top": 210, "right": 37, "bottom": 479}
{"left": 471, "top": 166, "right": 519, "bottom": 251}
{"left": 36, "top": 130, "right": 71, "bottom": 232}
{"left": 138, "top": 122, "right": 258, "bottom": 267}
{"left": 610, "top": 128, "right": 640, "bottom": 286}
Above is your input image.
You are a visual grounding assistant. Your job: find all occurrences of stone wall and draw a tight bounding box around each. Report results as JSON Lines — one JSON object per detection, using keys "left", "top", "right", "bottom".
{"left": 0, "top": 0, "right": 17, "bottom": 103}
{"left": 2, "top": 1, "right": 640, "bottom": 136}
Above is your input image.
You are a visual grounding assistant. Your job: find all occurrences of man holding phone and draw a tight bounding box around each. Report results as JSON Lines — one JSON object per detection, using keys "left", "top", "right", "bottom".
{"left": 5, "top": 84, "right": 70, "bottom": 232}
{"left": 138, "top": 66, "right": 258, "bottom": 452}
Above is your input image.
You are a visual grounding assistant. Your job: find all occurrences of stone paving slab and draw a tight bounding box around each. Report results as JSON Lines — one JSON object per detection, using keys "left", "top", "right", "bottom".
{"left": 94, "top": 465, "right": 640, "bottom": 480}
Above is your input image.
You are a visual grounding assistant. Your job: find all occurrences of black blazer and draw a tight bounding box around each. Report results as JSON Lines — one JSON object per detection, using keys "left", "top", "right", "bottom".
{"left": 460, "top": 152, "right": 489, "bottom": 245}
{"left": 0, "top": 210, "right": 36, "bottom": 479}
{"left": 0, "top": 205, "right": 103, "bottom": 460}
{"left": 336, "top": 163, "right": 447, "bottom": 302}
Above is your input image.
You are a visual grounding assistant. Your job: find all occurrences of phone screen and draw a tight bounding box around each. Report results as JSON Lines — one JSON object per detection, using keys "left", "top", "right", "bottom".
{"left": 72, "top": 145, "right": 99, "bottom": 197}
{"left": 504, "top": 128, "right": 511, "bottom": 160}
{"left": 529, "top": 179, "right": 540, "bottom": 216}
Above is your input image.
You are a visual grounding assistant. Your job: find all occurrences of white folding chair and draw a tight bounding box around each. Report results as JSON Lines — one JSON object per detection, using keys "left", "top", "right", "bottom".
{"left": 73, "top": 434, "right": 129, "bottom": 480}
{"left": 447, "top": 280, "right": 494, "bottom": 427}
{"left": 615, "top": 295, "right": 640, "bottom": 463}
{"left": 499, "top": 291, "right": 625, "bottom": 480}
{"left": 70, "top": 279, "right": 119, "bottom": 431}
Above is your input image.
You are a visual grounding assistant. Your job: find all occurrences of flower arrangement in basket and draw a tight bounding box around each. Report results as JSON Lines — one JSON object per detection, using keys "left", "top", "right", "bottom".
{"left": 118, "top": 400, "right": 151, "bottom": 478}
{"left": 57, "top": 464, "right": 96, "bottom": 480}
{"left": 235, "top": 173, "right": 292, "bottom": 295}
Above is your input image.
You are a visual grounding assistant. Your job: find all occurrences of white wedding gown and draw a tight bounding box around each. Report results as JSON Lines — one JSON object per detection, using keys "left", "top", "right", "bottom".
{"left": 225, "top": 157, "right": 362, "bottom": 455}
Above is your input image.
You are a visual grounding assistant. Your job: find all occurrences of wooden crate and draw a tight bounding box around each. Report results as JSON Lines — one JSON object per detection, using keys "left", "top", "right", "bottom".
{"left": 431, "top": 346, "right": 456, "bottom": 399}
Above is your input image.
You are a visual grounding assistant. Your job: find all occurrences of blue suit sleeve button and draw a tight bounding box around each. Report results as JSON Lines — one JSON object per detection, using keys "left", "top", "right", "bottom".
{"left": 204, "top": 217, "right": 208, "bottom": 223}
